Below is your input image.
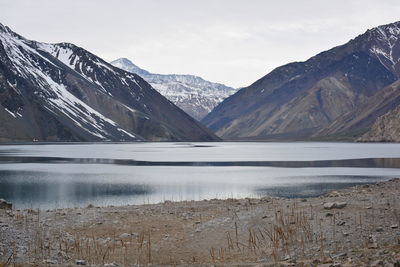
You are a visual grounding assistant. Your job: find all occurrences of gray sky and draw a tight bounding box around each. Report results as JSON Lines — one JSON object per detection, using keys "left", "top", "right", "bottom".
{"left": 1, "top": 0, "right": 400, "bottom": 88}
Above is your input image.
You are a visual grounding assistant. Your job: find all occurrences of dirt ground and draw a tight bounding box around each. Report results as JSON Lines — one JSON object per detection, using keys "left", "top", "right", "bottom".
{"left": 1, "top": 179, "right": 400, "bottom": 266}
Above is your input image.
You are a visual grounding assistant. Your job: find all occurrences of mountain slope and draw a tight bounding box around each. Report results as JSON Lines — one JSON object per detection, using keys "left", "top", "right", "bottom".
{"left": 110, "top": 58, "right": 237, "bottom": 121}
{"left": 358, "top": 104, "right": 400, "bottom": 142}
{"left": 316, "top": 78, "right": 400, "bottom": 139}
{"left": 202, "top": 21, "right": 400, "bottom": 140}
{"left": 0, "top": 23, "right": 219, "bottom": 142}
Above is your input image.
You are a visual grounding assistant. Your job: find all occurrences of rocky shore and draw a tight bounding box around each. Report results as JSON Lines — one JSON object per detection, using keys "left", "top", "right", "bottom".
{"left": 1, "top": 179, "right": 400, "bottom": 266}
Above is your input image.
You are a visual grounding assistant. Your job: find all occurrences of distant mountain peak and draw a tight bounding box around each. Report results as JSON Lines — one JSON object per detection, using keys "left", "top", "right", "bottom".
{"left": 110, "top": 58, "right": 151, "bottom": 77}
{"left": 111, "top": 58, "right": 237, "bottom": 120}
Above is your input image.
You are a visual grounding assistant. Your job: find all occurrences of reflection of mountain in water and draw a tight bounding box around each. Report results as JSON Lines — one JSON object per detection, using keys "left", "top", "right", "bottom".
{"left": 256, "top": 176, "right": 383, "bottom": 198}
{"left": 0, "top": 170, "right": 151, "bottom": 205}
{"left": 1, "top": 156, "right": 400, "bottom": 168}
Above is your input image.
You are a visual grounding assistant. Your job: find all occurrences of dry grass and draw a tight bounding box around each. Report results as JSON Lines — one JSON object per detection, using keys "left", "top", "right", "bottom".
{"left": 2, "top": 179, "right": 400, "bottom": 266}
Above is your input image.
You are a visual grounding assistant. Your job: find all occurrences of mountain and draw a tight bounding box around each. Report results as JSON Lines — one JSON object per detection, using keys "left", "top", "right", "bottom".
{"left": 358, "top": 104, "right": 400, "bottom": 142}
{"left": 0, "top": 23, "right": 219, "bottom": 142}
{"left": 202, "top": 21, "right": 400, "bottom": 141}
{"left": 110, "top": 58, "right": 237, "bottom": 121}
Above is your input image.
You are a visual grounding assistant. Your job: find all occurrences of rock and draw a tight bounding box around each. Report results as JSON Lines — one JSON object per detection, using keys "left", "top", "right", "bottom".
{"left": 324, "top": 203, "right": 336, "bottom": 209}
{"left": 0, "top": 199, "right": 12, "bottom": 210}
{"left": 76, "top": 260, "right": 87, "bottom": 265}
{"left": 367, "top": 235, "right": 378, "bottom": 249}
{"left": 323, "top": 202, "right": 347, "bottom": 210}
{"left": 283, "top": 254, "right": 290, "bottom": 261}
{"left": 43, "top": 259, "right": 58, "bottom": 265}
{"left": 391, "top": 224, "right": 399, "bottom": 229}
{"left": 104, "top": 263, "right": 119, "bottom": 267}
{"left": 332, "top": 252, "right": 347, "bottom": 258}
{"left": 119, "top": 233, "right": 130, "bottom": 239}
{"left": 335, "top": 202, "right": 347, "bottom": 209}
{"left": 376, "top": 227, "right": 384, "bottom": 232}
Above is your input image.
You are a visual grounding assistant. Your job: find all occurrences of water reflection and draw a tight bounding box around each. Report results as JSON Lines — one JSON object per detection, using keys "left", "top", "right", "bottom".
{"left": 0, "top": 142, "right": 400, "bottom": 209}
{"left": 1, "top": 156, "right": 400, "bottom": 168}
{"left": 256, "top": 176, "right": 380, "bottom": 198}
{"left": 0, "top": 170, "right": 151, "bottom": 209}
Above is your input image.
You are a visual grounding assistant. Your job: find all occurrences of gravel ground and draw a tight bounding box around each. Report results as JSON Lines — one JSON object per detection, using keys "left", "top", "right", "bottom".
{"left": 1, "top": 179, "right": 400, "bottom": 266}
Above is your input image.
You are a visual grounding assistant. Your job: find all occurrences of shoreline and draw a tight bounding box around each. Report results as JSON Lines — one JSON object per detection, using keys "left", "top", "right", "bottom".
{"left": 1, "top": 179, "right": 400, "bottom": 266}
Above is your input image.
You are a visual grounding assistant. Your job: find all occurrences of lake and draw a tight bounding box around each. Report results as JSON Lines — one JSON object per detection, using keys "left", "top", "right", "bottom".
{"left": 0, "top": 142, "right": 400, "bottom": 210}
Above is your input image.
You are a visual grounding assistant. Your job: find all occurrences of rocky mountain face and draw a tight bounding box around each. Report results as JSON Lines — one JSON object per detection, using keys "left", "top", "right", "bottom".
{"left": 110, "top": 58, "right": 237, "bottom": 121}
{"left": 0, "top": 23, "right": 219, "bottom": 142}
{"left": 358, "top": 104, "right": 400, "bottom": 142}
{"left": 202, "top": 21, "right": 400, "bottom": 141}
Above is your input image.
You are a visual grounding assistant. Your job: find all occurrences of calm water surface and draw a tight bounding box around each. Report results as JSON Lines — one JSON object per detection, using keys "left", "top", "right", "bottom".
{"left": 1, "top": 142, "right": 400, "bottom": 209}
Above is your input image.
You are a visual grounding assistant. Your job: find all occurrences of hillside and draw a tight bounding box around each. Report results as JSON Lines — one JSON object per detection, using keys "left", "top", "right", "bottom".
{"left": 0, "top": 23, "right": 219, "bottom": 142}
{"left": 202, "top": 21, "right": 400, "bottom": 141}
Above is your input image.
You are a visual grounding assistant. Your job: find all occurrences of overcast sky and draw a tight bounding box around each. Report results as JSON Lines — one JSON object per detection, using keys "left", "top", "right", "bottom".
{"left": 1, "top": 0, "right": 400, "bottom": 87}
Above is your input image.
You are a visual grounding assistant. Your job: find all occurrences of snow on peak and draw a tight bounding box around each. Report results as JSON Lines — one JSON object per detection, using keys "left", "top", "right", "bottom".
{"left": 0, "top": 23, "right": 139, "bottom": 141}
{"left": 110, "top": 58, "right": 237, "bottom": 120}
{"left": 110, "top": 58, "right": 151, "bottom": 77}
{"left": 368, "top": 21, "right": 400, "bottom": 70}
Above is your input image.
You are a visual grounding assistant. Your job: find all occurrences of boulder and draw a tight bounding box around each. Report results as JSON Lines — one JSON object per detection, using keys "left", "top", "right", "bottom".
{"left": 0, "top": 199, "right": 12, "bottom": 210}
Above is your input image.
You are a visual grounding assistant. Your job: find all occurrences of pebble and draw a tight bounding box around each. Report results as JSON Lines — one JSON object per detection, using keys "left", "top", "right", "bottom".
{"left": 119, "top": 233, "right": 130, "bottom": 239}
{"left": 43, "top": 259, "right": 58, "bottom": 265}
{"left": 324, "top": 202, "right": 347, "bottom": 210}
{"left": 367, "top": 235, "right": 378, "bottom": 249}
{"left": 76, "top": 260, "right": 87, "bottom": 265}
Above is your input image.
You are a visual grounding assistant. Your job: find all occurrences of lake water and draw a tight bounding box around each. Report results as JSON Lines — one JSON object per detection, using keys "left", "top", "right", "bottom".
{"left": 0, "top": 142, "right": 400, "bottom": 210}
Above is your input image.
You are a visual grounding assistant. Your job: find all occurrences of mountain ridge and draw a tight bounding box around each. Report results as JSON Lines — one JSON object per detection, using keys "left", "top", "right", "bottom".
{"left": 202, "top": 21, "right": 400, "bottom": 141}
{"left": 110, "top": 58, "right": 237, "bottom": 121}
{"left": 0, "top": 23, "right": 219, "bottom": 142}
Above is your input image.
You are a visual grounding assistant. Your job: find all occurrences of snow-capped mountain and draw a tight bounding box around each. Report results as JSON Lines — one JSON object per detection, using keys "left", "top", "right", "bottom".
{"left": 203, "top": 21, "right": 400, "bottom": 141}
{"left": 0, "top": 23, "right": 219, "bottom": 142}
{"left": 111, "top": 58, "right": 237, "bottom": 121}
